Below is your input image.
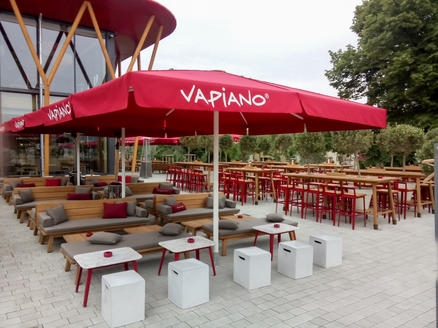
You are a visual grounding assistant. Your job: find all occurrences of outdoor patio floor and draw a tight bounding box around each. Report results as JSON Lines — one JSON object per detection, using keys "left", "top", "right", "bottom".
{"left": 0, "top": 175, "right": 436, "bottom": 328}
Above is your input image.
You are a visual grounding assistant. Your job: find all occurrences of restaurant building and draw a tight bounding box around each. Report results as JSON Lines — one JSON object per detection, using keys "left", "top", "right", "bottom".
{"left": 0, "top": 0, "right": 175, "bottom": 176}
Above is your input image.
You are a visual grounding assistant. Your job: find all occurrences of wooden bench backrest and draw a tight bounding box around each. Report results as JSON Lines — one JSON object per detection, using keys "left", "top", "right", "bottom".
{"left": 4, "top": 177, "right": 62, "bottom": 187}
{"left": 14, "top": 185, "right": 93, "bottom": 201}
{"left": 154, "top": 192, "right": 223, "bottom": 210}
{"left": 127, "top": 182, "right": 173, "bottom": 194}
{"left": 84, "top": 175, "right": 116, "bottom": 184}
{"left": 35, "top": 198, "right": 136, "bottom": 221}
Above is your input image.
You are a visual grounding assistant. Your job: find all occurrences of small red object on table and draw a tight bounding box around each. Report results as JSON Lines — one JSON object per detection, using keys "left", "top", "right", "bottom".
{"left": 103, "top": 251, "right": 112, "bottom": 257}
{"left": 274, "top": 224, "right": 280, "bottom": 228}
{"left": 86, "top": 232, "right": 93, "bottom": 237}
{"left": 187, "top": 238, "right": 195, "bottom": 243}
{"left": 237, "top": 215, "right": 243, "bottom": 219}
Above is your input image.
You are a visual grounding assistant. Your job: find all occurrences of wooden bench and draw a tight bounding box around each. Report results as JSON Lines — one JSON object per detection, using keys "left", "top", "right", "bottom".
{"left": 84, "top": 175, "right": 116, "bottom": 185}
{"left": 35, "top": 198, "right": 146, "bottom": 252}
{"left": 13, "top": 185, "right": 93, "bottom": 225}
{"left": 3, "top": 177, "right": 67, "bottom": 202}
{"left": 153, "top": 192, "right": 239, "bottom": 224}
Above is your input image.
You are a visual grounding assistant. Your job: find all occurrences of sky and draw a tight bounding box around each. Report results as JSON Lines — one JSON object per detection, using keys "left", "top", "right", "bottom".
{"left": 125, "top": 0, "right": 364, "bottom": 98}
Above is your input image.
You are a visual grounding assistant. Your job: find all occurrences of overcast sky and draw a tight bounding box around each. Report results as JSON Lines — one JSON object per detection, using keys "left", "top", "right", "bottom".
{"left": 128, "top": 0, "right": 363, "bottom": 98}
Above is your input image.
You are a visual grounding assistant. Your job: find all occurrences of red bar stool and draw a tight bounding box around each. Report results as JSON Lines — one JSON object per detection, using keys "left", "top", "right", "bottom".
{"left": 304, "top": 182, "right": 323, "bottom": 221}
{"left": 320, "top": 184, "right": 340, "bottom": 225}
{"left": 338, "top": 186, "right": 368, "bottom": 230}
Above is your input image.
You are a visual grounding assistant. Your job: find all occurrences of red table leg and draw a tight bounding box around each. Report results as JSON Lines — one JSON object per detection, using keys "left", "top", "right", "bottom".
{"left": 132, "top": 261, "right": 138, "bottom": 272}
{"left": 158, "top": 249, "right": 166, "bottom": 275}
{"left": 174, "top": 253, "right": 180, "bottom": 261}
{"left": 208, "top": 247, "right": 216, "bottom": 276}
{"left": 124, "top": 263, "right": 129, "bottom": 270}
{"left": 83, "top": 269, "right": 93, "bottom": 307}
{"left": 253, "top": 231, "right": 259, "bottom": 245}
{"left": 269, "top": 234, "right": 274, "bottom": 261}
{"left": 75, "top": 267, "right": 82, "bottom": 293}
{"left": 277, "top": 234, "right": 281, "bottom": 243}
{"left": 195, "top": 249, "right": 200, "bottom": 260}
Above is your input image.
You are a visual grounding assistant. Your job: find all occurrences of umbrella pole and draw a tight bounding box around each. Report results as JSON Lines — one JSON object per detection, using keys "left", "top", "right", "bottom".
{"left": 213, "top": 111, "right": 219, "bottom": 255}
{"left": 76, "top": 133, "right": 81, "bottom": 186}
{"left": 121, "top": 128, "right": 126, "bottom": 198}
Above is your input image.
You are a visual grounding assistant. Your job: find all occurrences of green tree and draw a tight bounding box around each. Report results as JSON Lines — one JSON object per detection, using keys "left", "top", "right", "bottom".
{"left": 256, "top": 135, "right": 271, "bottom": 159}
{"left": 219, "top": 134, "right": 234, "bottom": 161}
{"left": 332, "top": 130, "right": 374, "bottom": 169}
{"left": 293, "top": 132, "right": 326, "bottom": 164}
{"left": 376, "top": 126, "right": 399, "bottom": 166}
{"left": 179, "top": 136, "right": 199, "bottom": 156}
{"left": 325, "top": 0, "right": 438, "bottom": 128}
{"left": 239, "top": 135, "right": 257, "bottom": 161}
{"left": 389, "top": 124, "right": 425, "bottom": 167}
{"left": 198, "top": 135, "right": 213, "bottom": 162}
{"left": 274, "top": 134, "right": 293, "bottom": 161}
{"left": 418, "top": 128, "right": 438, "bottom": 160}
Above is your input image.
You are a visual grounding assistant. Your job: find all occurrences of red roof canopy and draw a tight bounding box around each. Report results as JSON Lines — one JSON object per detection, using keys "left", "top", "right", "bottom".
{"left": 0, "top": 0, "right": 176, "bottom": 60}
{"left": 2, "top": 70, "right": 387, "bottom": 137}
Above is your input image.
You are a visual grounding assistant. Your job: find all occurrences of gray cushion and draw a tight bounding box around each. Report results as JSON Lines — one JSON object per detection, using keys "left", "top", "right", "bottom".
{"left": 219, "top": 220, "right": 238, "bottom": 230}
{"left": 60, "top": 177, "right": 68, "bottom": 186}
{"left": 225, "top": 200, "right": 236, "bottom": 208}
{"left": 172, "top": 187, "right": 180, "bottom": 194}
{"left": 164, "top": 196, "right": 177, "bottom": 206}
{"left": 159, "top": 183, "right": 173, "bottom": 190}
{"left": 60, "top": 230, "right": 191, "bottom": 259}
{"left": 159, "top": 223, "right": 184, "bottom": 236}
{"left": 202, "top": 218, "right": 298, "bottom": 236}
{"left": 10, "top": 180, "right": 22, "bottom": 188}
{"left": 19, "top": 189, "right": 34, "bottom": 203}
{"left": 125, "top": 186, "right": 134, "bottom": 197}
{"left": 266, "top": 213, "right": 284, "bottom": 222}
{"left": 76, "top": 186, "right": 91, "bottom": 194}
{"left": 92, "top": 191, "right": 101, "bottom": 200}
{"left": 39, "top": 213, "right": 55, "bottom": 227}
{"left": 165, "top": 207, "right": 239, "bottom": 220}
{"left": 4, "top": 184, "right": 12, "bottom": 191}
{"left": 116, "top": 200, "right": 136, "bottom": 216}
{"left": 46, "top": 204, "right": 69, "bottom": 225}
{"left": 87, "top": 232, "right": 122, "bottom": 245}
{"left": 144, "top": 199, "right": 154, "bottom": 210}
{"left": 130, "top": 176, "right": 139, "bottom": 183}
{"left": 14, "top": 197, "right": 23, "bottom": 206}
{"left": 135, "top": 206, "right": 148, "bottom": 217}
{"left": 206, "top": 196, "right": 226, "bottom": 209}
{"left": 157, "top": 204, "right": 172, "bottom": 216}
{"left": 39, "top": 216, "right": 149, "bottom": 234}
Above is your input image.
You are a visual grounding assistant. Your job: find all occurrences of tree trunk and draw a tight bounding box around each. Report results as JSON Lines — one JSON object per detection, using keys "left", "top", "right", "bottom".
{"left": 390, "top": 154, "right": 394, "bottom": 167}
{"left": 402, "top": 153, "right": 406, "bottom": 170}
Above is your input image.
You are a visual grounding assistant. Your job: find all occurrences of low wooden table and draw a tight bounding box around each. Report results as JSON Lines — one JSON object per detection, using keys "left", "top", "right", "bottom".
{"left": 181, "top": 215, "right": 255, "bottom": 235}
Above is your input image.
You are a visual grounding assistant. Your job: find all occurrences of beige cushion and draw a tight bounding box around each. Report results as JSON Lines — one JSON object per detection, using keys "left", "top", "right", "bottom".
{"left": 87, "top": 232, "right": 122, "bottom": 245}
{"left": 46, "top": 205, "right": 69, "bottom": 225}
{"left": 266, "top": 213, "right": 284, "bottom": 222}
{"left": 19, "top": 189, "right": 34, "bottom": 203}
{"left": 159, "top": 223, "right": 184, "bottom": 236}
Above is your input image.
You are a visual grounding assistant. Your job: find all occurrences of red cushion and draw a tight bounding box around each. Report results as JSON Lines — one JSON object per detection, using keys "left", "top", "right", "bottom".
{"left": 103, "top": 202, "right": 127, "bottom": 218}
{"left": 153, "top": 187, "right": 174, "bottom": 195}
{"left": 170, "top": 202, "right": 186, "bottom": 213}
{"left": 46, "top": 178, "right": 61, "bottom": 186}
{"left": 66, "top": 193, "right": 92, "bottom": 200}
{"left": 117, "top": 176, "right": 132, "bottom": 183}
{"left": 94, "top": 182, "right": 108, "bottom": 187}
{"left": 16, "top": 183, "right": 36, "bottom": 188}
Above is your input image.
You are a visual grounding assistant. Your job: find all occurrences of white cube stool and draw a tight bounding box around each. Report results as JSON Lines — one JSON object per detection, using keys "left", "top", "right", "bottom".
{"left": 233, "top": 247, "right": 271, "bottom": 289}
{"left": 101, "top": 270, "right": 145, "bottom": 328}
{"left": 168, "top": 259, "right": 209, "bottom": 309}
{"left": 309, "top": 234, "right": 342, "bottom": 268}
{"left": 278, "top": 241, "right": 313, "bottom": 279}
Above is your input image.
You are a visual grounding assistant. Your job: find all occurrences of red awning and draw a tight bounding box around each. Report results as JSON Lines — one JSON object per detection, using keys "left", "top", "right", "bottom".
{"left": 1, "top": 70, "right": 387, "bottom": 136}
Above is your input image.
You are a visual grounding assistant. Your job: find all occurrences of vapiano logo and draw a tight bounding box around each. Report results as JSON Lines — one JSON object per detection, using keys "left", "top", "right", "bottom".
{"left": 180, "top": 85, "right": 267, "bottom": 108}
{"left": 48, "top": 101, "right": 72, "bottom": 121}
{"left": 14, "top": 119, "right": 24, "bottom": 129}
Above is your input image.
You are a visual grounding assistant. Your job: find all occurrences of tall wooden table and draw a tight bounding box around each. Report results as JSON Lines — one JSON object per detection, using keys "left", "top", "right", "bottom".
{"left": 226, "top": 167, "right": 277, "bottom": 204}
{"left": 284, "top": 172, "right": 397, "bottom": 230}
{"left": 344, "top": 169, "right": 427, "bottom": 217}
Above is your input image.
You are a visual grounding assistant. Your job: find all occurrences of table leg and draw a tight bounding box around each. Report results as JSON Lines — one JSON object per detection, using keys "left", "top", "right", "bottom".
{"left": 270, "top": 172, "right": 277, "bottom": 202}
{"left": 208, "top": 247, "right": 216, "bottom": 276}
{"left": 75, "top": 267, "right": 82, "bottom": 292}
{"left": 255, "top": 174, "right": 259, "bottom": 205}
{"left": 83, "top": 269, "right": 93, "bottom": 307}
{"left": 416, "top": 178, "right": 422, "bottom": 217}
{"left": 387, "top": 183, "right": 397, "bottom": 224}
{"left": 253, "top": 231, "right": 259, "bottom": 245}
{"left": 277, "top": 234, "right": 281, "bottom": 243}
{"left": 269, "top": 235, "right": 274, "bottom": 261}
{"left": 124, "top": 263, "right": 129, "bottom": 270}
{"left": 132, "top": 261, "right": 138, "bottom": 272}
{"left": 195, "top": 249, "right": 200, "bottom": 260}
{"left": 372, "top": 184, "right": 379, "bottom": 229}
{"left": 289, "top": 231, "right": 296, "bottom": 240}
{"left": 174, "top": 253, "right": 180, "bottom": 261}
{"left": 158, "top": 249, "right": 166, "bottom": 275}
{"left": 429, "top": 183, "right": 435, "bottom": 213}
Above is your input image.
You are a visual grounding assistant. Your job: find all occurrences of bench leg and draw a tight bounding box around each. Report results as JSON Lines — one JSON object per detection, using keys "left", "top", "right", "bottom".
{"left": 65, "top": 260, "right": 71, "bottom": 272}
{"left": 221, "top": 239, "right": 228, "bottom": 256}
{"left": 39, "top": 234, "right": 46, "bottom": 244}
{"left": 33, "top": 225, "right": 38, "bottom": 236}
{"left": 19, "top": 211, "right": 26, "bottom": 223}
{"left": 47, "top": 236, "right": 54, "bottom": 253}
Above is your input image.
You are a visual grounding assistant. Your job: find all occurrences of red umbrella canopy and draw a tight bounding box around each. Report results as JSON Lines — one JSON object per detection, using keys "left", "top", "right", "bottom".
{"left": 123, "top": 136, "right": 181, "bottom": 145}
{"left": 2, "top": 70, "right": 386, "bottom": 136}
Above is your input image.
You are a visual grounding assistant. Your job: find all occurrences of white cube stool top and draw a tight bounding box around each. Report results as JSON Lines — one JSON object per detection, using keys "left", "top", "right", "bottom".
{"left": 309, "top": 234, "right": 342, "bottom": 268}
{"left": 233, "top": 247, "right": 271, "bottom": 290}
{"left": 278, "top": 241, "right": 313, "bottom": 279}
{"left": 101, "top": 270, "right": 145, "bottom": 328}
{"left": 168, "top": 259, "right": 209, "bottom": 309}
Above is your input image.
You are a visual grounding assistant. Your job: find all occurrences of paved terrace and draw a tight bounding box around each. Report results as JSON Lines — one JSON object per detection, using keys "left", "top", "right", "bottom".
{"left": 0, "top": 176, "right": 436, "bottom": 328}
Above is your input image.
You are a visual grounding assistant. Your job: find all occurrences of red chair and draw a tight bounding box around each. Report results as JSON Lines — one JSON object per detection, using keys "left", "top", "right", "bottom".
{"left": 304, "top": 183, "right": 323, "bottom": 221}
{"left": 338, "top": 186, "right": 368, "bottom": 230}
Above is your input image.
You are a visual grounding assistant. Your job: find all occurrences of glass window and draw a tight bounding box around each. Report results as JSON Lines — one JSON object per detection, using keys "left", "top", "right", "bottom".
{"left": 0, "top": 91, "right": 37, "bottom": 122}
{"left": 0, "top": 18, "right": 37, "bottom": 90}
